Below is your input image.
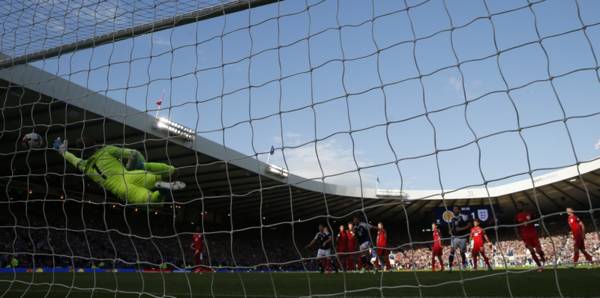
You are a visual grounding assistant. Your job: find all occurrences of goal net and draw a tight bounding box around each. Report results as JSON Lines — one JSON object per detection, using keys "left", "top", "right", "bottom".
{"left": 1, "top": 0, "right": 600, "bottom": 297}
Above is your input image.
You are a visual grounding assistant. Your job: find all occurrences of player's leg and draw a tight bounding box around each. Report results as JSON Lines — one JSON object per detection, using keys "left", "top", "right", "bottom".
{"left": 120, "top": 171, "right": 168, "bottom": 203}
{"left": 125, "top": 170, "right": 161, "bottom": 189}
{"left": 471, "top": 250, "right": 479, "bottom": 270}
{"left": 448, "top": 238, "right": 457, "bottom": 270}
{"left": 329, "top": 251, "right": 338, "bottom": 273}
{"left": 138, "top": 163, "right": 186, "bottom": 191}
{"left": 370, "top": 247, "right": 378, "bottom": 270}
{"left": 194, "top": 251, "right": 201, "bottom": 266}
{"left": 357, "top": 242, "right": 368, "bottom": 271}
{"left": 130, "top": 169, "right": 186, "bottom": 202}
{"left": 431, "top": 252, "right": 437, "bottom": 271}
{"left": 124, "top": 183, "right": 159, "bottom": 204}
{"left": 526, "top": 245, "right": 541, "bottom": 267}
{"left": 103, "top": 176, "right": 150, "bottom": 203}
{"left": 316, "top": 249, "right": 325, "bottom": 273}
{"left": 573, "top": 237, "right": 580, "bottom": 265}
{"left": 437, "top": 254, "right": 444, "bottom": 272}
{"left": 581, "top": 249, "right": 593, "bottom": 262}
{"left": 319, "top": 258, "right": 326, "bottom": 273}
{"left": 143, "top": 162, "right": 175, "bottom": 177}
{"left": 459, "top": 239, "right": 468, "bottom": 269}
{"left": 347, "top": 251, "right": 355, "bottom": 271}
{"left": 357, "top": 252, "right": 363, "bottom": 271}
{"left": 576, "top": 237, "right": 593, "bottom": 262}
{"left": 534, "top": 242, "right": 546, "bottom": 265}
{"left": 377, "top": 250, "right": 386, "bottom": 270}
{"left": 481, "top": 248, "right": 492, "bottom": 270}
{"left": 324, "top": 250, "right": 332, "bottom": 273}
{"left": 384, "top": 250, "right": 391, "bottom": 270}
{"left": 336, "top": 251, "right": 344, "bottom": 272}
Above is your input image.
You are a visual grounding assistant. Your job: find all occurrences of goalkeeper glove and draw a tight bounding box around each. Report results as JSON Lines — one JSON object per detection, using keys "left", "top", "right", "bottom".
{"left": 52, "top": 137, "right": 68, "bottom": 155}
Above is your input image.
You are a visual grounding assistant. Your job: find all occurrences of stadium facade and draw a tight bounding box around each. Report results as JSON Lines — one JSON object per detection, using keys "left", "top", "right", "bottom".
{"left": 2, "top": 60, "right": 599, "bottom": 230}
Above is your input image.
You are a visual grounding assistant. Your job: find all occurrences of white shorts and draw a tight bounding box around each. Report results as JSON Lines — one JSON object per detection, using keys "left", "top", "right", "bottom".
{"left": 359, "top": 241, "right": 371, "bottom": 251}
{"left": 317, "top": 249, "right": 331, "bottom": 258}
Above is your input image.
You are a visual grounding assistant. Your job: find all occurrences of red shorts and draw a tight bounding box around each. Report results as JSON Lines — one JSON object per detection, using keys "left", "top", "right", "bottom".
{"left": 432, "top": 245, "right": 442, "bottom": 256}
{"left": 471, "top": 243, "right": 484, "bottom": 254}
{"left": 573, "top": 235, "right": 585, "bottom": 249}
{"left": 347, "top": 242, "right": 357, "bottom": 252}
{"left": 522, "top": 235, "right": 540, "bottom": 248}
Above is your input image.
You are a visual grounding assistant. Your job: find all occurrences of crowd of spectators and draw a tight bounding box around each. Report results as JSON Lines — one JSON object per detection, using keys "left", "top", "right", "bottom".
{"left": 392, "top": 232, "right": 600, "bottom": 270}
{"left": 1, "top": 203, "right": 599, "bottom": 272}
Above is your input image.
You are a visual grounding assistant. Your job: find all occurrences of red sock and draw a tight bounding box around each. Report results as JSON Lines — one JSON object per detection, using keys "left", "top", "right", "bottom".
{"left": 583, "top": 250, "right": 593, "bottom": 262}
{"left": 346, "top": 255, "right": 354, "bottom": 271}
{"left": 530, "top": 250, "right": 541, "bottom": 267}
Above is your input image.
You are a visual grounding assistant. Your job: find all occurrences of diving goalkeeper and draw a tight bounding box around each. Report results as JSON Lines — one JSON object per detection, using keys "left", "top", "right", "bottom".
{"left": 53, "top": 137, "right": 185, "bottom": 204}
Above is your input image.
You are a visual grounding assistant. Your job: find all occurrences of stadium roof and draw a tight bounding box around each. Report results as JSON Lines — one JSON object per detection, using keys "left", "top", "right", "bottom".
{"left": 1, "top": 60, "right": 600, "bottom": 225}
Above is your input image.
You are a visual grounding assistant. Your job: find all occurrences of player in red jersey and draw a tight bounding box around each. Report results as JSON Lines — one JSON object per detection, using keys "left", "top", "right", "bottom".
{"left": 375, "top": 222, "right": 391, "bottom": 271}
{"left": 346, "top": 222, "right": 358, "bottom": 271}
{"left": 431, "top": 223, "right": 444, "bottom": 272}
{"left": 191, "top": 226, "right": 204, "bottom": 272}
{"left": 469, "top": 219, "right": 492, "bottom": 271}
{"left": 566, "top": 208, "right": 593, "bottom": 266}
{"left": 336, "top": 225, "right": 349, "bottom": 271}
{"left": 515, "top": 207, "right": 545, "bottom": 271}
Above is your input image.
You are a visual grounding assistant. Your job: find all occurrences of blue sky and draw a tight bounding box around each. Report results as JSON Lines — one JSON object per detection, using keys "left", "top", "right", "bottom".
{"left": 22, "top": 0, "right": 600, "bottom": 191}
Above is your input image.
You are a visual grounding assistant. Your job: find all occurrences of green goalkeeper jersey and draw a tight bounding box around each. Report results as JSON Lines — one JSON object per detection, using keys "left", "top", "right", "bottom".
{"left": 62, "top": 145, "right": 174, "bottom": 204}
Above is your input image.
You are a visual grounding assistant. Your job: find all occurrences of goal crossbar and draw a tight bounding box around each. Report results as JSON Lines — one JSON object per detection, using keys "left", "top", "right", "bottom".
{"left": 0, "top": 0, "right": 278, "bottom": 70}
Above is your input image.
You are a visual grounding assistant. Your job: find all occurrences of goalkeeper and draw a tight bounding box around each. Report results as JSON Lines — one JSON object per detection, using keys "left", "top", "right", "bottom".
{"left": 53, "top": 137, "right": 185, "bottom": 204}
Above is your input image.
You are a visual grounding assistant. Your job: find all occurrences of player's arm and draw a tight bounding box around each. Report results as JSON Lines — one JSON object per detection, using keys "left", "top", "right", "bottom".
{"left": 483, "top": 231, "right": 492, "bottom": 245}
{"left": 323, "top": 236, "right": 332, "bottom": 246}
{"left": 456, "top": 217, "right": 471, "bottom": 232}
{"left": 362, "top": 222, "right": 376, "bottom": 231}
{"left": 462, "top": 218, "right": 473, "bottom": 231}
{"left": 190, "top": 243, "right": 199, "bottom": 255}
{"left": 579, "top": 218, "right": 586, "bottom": 235}
{"left": 53, "top": 138, "right": 87, "bottom": 172}
{"left": 305, "top": 235, "right": 318, "bottom": 249}
{"left": 63, "top": 151, "right": 87, "bottom": 172}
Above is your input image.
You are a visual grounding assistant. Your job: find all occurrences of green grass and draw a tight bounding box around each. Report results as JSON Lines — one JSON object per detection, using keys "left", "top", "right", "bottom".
{"left": 1, "top": 269, "right": 600, "bottom": 297}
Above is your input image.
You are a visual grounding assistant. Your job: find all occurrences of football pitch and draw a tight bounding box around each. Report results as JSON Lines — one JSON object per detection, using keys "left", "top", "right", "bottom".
{"left": 1, "top": 269, "right": 600, "bottom": 297}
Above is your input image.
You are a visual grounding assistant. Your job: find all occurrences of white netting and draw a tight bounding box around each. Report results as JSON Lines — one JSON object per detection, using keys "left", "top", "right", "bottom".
{"left": 1, "top": 0, "right": 600, "bottom": 297}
